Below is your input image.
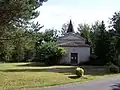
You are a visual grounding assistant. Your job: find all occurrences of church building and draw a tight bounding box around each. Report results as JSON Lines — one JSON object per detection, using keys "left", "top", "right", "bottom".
{"left": 57, "top": 20, "right": 90, "bottom": 65}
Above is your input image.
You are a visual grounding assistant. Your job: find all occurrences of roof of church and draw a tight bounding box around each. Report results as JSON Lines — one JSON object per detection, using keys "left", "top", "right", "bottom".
{"left": 59, "top": 42, "right": 89, "bottom": 47}
{"left": 58, "top": 32, "right": 85, "bottom": 41}
{"left": 67, "top": 20, "right": 74, "bottom": 33}
{"left": 57, "top": 19, "right": 89, "bottom": 47}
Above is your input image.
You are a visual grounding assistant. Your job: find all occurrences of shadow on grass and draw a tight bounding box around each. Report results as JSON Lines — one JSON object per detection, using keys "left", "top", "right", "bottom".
{"left": 0, "top": 67, "right": 76, "bottom": 73}
{"left": 68, "top": 75, "right": 80, "bottom": 79}
{"left": 0, "top": 63, "right": 110, "bottom": 76}
{"left": 111, "top": 83, "right": 120, "bottom": 90}
{"left": 16, "top": 62, "right": 48, "bottom": 67}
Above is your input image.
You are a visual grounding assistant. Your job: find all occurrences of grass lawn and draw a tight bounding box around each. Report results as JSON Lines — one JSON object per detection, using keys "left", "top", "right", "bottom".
{"left": 0, "top": 62, "right": 120, "bottom": 90}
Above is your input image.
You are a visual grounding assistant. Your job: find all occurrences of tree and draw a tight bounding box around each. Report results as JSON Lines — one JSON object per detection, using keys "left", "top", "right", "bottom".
{"left": 0, "top": 0, "right": 47, "bottom": 40}
{"left": 109, "top": 11, "right": 120, "bottom": 66}
{"left": 29, "top": 28, "right": 59, "bottom": 61}
{"left": 36, "top": 42, "right": 66, "bottom": 65}
{"left": 0, "top": 0, "right": 47, "bottom": 62}
{"left": 42, "top": 29, "right": 59, "bottom": 42}
{"left": 91, "top": 21, "right": 112, "bottom": 65}
{"left": 110, "top": 11, "right": 120, "bottom": 33}
{"left": 77, "top": 23, "right": 91, "bottom": 44}
{"left": 60, "top": 23, "right": 69, "bottom": 35}
{"left": 0, "top": 0, "right": 47, "bottom": 27}
{"left": 29, "top": 22, "right": 44, "bottom": 61}
{"left": 0, "top": 0, "right": 47, "bottom": 53}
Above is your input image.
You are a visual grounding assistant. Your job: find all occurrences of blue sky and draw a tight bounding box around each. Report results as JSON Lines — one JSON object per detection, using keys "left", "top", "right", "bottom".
{"left": 35, "top": 0, "right": 120, "bottom": 31}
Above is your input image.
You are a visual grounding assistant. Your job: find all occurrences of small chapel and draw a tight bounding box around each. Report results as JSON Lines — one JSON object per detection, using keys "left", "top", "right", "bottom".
{"left": 57, "top": 20, "right": 90, "bottom": 65}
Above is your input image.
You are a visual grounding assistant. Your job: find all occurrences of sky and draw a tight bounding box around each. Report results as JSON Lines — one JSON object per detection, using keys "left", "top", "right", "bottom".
{"left": 34, "top": 0, "right": 120, "bottom": 31}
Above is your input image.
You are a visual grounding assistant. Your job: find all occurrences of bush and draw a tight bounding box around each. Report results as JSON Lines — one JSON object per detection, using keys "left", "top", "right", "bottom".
{"left": 76, "top": 67, "right": 84, "bottom": 77}
{"left": 36, "top": 42, "right": 66, "bottom": 65}
{"left": 108, "top": 64, "right": 119, "bottom": 73}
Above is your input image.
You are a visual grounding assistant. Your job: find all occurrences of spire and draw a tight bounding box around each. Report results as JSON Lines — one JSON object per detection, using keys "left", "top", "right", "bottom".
{"left": 67, "top": 19, "right": 74, "bottom": 33}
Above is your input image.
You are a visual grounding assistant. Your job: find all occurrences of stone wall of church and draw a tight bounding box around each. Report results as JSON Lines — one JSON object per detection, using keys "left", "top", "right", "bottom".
{"left": 60, "top": 47, "right": 90, "bottom": 65}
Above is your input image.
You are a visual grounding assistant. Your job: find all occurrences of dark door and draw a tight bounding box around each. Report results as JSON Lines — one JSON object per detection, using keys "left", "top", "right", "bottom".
{"left": 71, "top": 53, "right": 78, "bottom": 65}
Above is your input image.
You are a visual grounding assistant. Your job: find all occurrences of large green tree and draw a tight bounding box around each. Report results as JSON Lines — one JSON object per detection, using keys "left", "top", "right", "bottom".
{"left": 91, "top": 21, "right": 111, "bottom": 65}
{"left": 0, "top": 0, "right": 47, "bottom": 62}
{"left": 0, "top": 0, "right": 47, "bottom": 40}
{"left": 109, "top": 11, "right": 120, "bottom": 65}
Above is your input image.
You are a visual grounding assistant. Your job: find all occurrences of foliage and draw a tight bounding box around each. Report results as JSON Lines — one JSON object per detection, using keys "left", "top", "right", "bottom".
{"left": 110, "top": 11, "right": 120, "bottom": 33}
{"left": 1, "top": 2, "right": 120, "bottom": 68}
{"left": 77, "top": 23, "right": 91, "bottom": 44}
{"left": 107, "top": 63, "right": 119, "bottom": 73}
{"left": 77, "top": 12, "right": 120, "bottom": 66}
{"left": 60, "top": 22, "right": 69, "bottom": 35}
{"left": 42, "top": 29, "right": 59, "bottom": 42}
{"left": 0, "top": 0, "right": 47, "bottom": 62}
{"left": 0, "top": 0, "right": 47, "bottom": 27}
{"left": 76, "top": 67, "right": 84, "bottom": 77}
{"left": 0, "top": 27, "right": 61, "bottom": 62}
{"left": 78, "top": 21, "right": 113, "bottom": 66}
{"left": 0, "top": 28, "right": 37, "bottom": 62}
{"left": 36, "top": 42, "right": 66, "bottom": 65}
{"left": 0, "top": 0, "right": 47, "bottom": 47}
{"left": 90, "top": 21, "right": 112, "bottom": 65}
{"left": 110, "top": 11, "right": 120, "bottom": 65}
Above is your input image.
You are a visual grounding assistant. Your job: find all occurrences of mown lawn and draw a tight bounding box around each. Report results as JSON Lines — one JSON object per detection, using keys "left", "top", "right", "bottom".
{"left": 0, "top": 63, "right": 120, "bottom": 90}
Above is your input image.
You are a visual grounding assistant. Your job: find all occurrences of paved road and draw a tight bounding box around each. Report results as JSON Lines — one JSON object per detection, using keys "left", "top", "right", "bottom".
{"left": 29, "top": 76, "right": 120, "bottom": 90}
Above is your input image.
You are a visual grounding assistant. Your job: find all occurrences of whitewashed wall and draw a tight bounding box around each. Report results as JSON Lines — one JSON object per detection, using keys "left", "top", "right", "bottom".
{"left": 60, "top": 47, "right": 90, "bottom": 64}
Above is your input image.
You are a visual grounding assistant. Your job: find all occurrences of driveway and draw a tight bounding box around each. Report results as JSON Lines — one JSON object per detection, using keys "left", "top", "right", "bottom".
{"left": 29, "top": 76, "right": 120, "bottom": 90}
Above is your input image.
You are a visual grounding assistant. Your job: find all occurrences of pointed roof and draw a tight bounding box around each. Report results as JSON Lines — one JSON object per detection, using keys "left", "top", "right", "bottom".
{"left": 67, "top": 20, "right": 74, "bottom": 33}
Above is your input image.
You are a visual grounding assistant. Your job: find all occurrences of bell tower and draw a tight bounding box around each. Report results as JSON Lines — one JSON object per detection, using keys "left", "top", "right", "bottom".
{"left": 67, "top": 20, "right": 74, "bottom": 33}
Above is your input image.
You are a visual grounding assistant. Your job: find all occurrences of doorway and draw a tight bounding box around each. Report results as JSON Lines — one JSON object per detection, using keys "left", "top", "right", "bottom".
{"left": 71, "top": 53, "right": 78, "bottom": 65}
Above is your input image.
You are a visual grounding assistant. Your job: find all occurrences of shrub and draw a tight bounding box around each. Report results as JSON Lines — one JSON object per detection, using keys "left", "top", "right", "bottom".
{"left": 36, "top": 42, "right": 66, "bottom": 65}
{"left": 108, "top": 64, "right": 119, "bottom": 73}
{"left": 76, "top": 67, "right": 84, "bottom": 77}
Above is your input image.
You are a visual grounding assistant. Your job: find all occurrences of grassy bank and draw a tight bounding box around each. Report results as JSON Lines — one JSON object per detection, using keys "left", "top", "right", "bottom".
{"left": 0, "top": 63, "right": 119, "bottom": 90}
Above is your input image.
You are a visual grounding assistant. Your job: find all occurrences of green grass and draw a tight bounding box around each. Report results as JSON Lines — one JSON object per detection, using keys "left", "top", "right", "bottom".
{"left": 0, "top": 63, "right": 120, "bottom": 90}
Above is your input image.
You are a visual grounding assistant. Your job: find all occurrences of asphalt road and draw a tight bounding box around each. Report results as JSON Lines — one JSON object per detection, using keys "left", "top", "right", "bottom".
{"left": 29, "top": 76, "right": 120, "bottom": 90}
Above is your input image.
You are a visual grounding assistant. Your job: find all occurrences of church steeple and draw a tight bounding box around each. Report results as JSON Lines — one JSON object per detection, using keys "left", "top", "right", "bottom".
{"left": 67, "top": 20, "right": 74, "bottom": 33}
